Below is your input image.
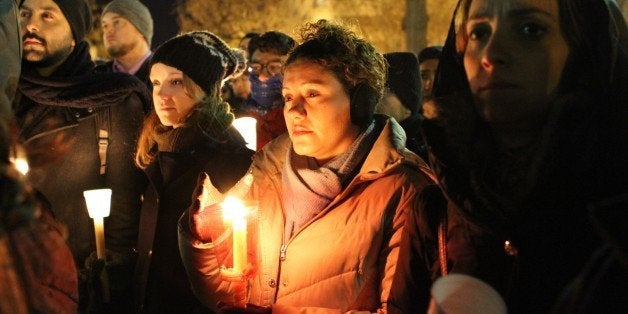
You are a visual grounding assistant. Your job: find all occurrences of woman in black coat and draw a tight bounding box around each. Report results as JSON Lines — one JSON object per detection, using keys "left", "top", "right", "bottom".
{"left": 393, "top": 0, "right": 628, "bottom": 313}
{"left": 133, "top": 31, "right": 254, "bottom": 313}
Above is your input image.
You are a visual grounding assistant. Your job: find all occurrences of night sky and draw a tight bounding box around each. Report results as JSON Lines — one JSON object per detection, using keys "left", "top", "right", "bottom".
{"left": 140, "top": 0, "right": 179, "bottom": 47}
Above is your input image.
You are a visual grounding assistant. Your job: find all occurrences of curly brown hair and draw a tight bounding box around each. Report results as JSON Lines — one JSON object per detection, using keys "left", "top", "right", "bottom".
{"left": 285, "top": 19, "right": 387, "bottom": 102}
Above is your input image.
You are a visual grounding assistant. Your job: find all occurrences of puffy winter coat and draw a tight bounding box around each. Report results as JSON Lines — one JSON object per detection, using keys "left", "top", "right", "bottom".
{"left": 179, "top": 116, "right": 435, "bottom": 313}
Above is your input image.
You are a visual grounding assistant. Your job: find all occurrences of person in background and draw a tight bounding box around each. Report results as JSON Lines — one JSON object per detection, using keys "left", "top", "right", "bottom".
{"left": 14, "top": 0, "right": 150, "bottom": 310}
{"left": 97, "top": 0, "right": 154, "bottom": 112}
{"left": 417, "top": 45, "right": 442, "bottom": 104}
{"left": 1, "top": 0, "right": 77, "bottom": 312}
{"left": 179, "top": 19, "right": 435, "bottom": 313}
{"left": 133, "top": 31, "right": 253, "bottom": 313}
{"left": 227, "top": 70, "right": 251, "bottom": 116}
{"left": 239, "top": 31, "right": 295, "bottom": 150}
{"left": 405, "top": 0, "right": 628, "bottom": 312}
{"left": 227, "top": 32, "right": 258, "bottom": 115}
{"left": 376, "top": 52, "right": 427, "bottom": 159}
{"left": 238, "top": 31, "right": 259, "bottom": 59}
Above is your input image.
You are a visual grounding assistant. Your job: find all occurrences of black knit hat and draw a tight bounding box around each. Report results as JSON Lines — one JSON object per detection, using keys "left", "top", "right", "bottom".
{"left": 52, "top": 0, "right": 92, "bottom": 43}
{"left": 151, "top": 31, "right": 246, "bottom": 96}
{"left": 384, "top": 52, "right": 421, "bottom": 115}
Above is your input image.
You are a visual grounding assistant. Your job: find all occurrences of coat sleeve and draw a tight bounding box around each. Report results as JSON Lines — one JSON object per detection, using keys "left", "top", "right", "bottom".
{"left": 387, "top": 184, "right": 445, "bottom": 313}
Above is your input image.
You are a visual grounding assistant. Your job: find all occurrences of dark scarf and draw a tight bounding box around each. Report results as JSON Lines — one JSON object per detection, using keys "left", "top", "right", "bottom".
{"left": 281, "top": 122, "right": 378, "bottom": 241}
{"left": 248, "top": 74, "right": 284, "bottom": 113}
{"left": 16, "top": 41, "right": 151, "bottom": 140}
{"left": 150, "top": 111, "right": 245, "bottom": 183}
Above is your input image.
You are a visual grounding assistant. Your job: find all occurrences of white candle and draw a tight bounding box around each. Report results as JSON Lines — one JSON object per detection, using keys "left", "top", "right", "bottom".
{"left": 93, "top": 217, "right": 106, "bottom": 259}
{"left": 83, "top": 189, "right": 112, "bottom": 260}
{"left": 222, "top": 196, "right": 248, "bottom": 274}
{"left": 232, "top": 117, "right": 257, "bottom": 151}
{"left": 232, "top": 216, "right": 247, "bottom": 273}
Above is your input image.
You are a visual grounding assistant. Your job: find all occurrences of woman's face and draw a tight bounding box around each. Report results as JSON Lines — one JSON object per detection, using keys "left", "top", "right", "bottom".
{"left": 463, "top": 0, "right": 569, "bottom": 126}
{"left": 150, "top": 63, "right": 199, "bottom": 128}
{"left": 282, "top": 60, "right": 360, "bottom": 164}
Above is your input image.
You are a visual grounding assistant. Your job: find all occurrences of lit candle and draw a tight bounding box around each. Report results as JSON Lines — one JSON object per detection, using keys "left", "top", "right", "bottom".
{"left": 83, "top": 189, "right": 112, "bottom": 259}
{"left": 232, "top": 117, "right": 257, "bottom": 151}
{"left": 221, "top": 196, "right": 248, "bottom": 275}
{"left": 10, "top": 157, "right": 29, "bottom": 175}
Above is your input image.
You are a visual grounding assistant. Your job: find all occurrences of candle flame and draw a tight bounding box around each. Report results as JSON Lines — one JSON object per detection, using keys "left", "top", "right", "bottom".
{"left": 9, "top": 157, "right": 29, "bottom": 175}
{"left": 221, "top": 196, "right": 248, "bottom": 222}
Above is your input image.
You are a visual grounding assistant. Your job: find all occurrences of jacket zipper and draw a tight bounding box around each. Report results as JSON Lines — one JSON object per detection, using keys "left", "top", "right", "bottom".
{"left": 280, "top": 244, "right": 287, "bottom": 261}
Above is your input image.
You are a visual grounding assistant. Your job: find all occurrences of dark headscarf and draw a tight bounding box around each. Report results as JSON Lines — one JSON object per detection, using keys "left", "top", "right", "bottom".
{"left": 421, "top": 1, "right": 628, "bottom": 310}
{"left": 423, "top": 0, "right": 628, "bottom": 226}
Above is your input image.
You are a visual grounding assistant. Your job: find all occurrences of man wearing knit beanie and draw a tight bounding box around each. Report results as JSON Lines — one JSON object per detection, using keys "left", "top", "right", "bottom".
{"left": 17, "top": 0, "right": 151, "bottom": 311}
{"left": 376, "top": 52, "right": 427, "bottom": 159}
{"left": 98, "top": 0, "right": 154, "bottom": 104}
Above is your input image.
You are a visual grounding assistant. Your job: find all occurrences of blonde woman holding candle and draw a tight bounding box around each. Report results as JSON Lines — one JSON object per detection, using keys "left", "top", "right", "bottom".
{"left": 179, "top": 20, "right": 436, "bottom": 313}
{"left": 133, "top": 31, "right": 254, "bottom": 313}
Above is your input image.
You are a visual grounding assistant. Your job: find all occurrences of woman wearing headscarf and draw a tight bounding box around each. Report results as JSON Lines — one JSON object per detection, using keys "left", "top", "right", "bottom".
{"left": 133, "top": 31, "right": 254, "bottom": 313}
{"left": 399, "top": 0, "right": 628, "bottom": 312}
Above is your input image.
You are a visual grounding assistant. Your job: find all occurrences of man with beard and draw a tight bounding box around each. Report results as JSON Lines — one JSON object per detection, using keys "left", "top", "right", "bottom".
{"left": 13, "top": 0, "right": 150, "bottom": 310}
{"left": 2, "top": 0, "right": 78, "bottom": 312}
{"left": 97, "top": 0, "right": 153, "bottom": 112}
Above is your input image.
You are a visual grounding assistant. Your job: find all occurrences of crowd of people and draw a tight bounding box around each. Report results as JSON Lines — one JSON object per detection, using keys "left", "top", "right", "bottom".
{"left": 0, "top": 0, "right": 626, "bottom": 313}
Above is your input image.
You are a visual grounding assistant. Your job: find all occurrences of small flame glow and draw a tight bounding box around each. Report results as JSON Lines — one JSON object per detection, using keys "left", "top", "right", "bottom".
{"left": 221, "top": 196, "right": 248, "bottom": 222}
{"left": 10, "top": 157, "right": 29, "bottom": 175}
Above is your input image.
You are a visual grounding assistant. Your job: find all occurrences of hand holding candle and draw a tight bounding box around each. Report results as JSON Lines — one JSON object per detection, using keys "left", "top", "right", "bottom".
{"left": 190, "top": 172, "right": 256, "bottom": 308}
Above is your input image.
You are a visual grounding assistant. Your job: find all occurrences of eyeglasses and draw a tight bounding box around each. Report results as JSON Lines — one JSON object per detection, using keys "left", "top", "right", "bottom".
{"left": 248, "top": 61, "right": 284, "bottom": 76}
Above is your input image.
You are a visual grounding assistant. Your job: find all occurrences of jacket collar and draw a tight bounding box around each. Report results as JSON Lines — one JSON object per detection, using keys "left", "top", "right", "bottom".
{"left": 253, "top": 115, "right": 430, "bottom": 182}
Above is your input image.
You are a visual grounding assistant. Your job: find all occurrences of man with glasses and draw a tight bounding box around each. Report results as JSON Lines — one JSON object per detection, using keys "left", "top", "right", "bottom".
{"left": 241, "top": 31, "right": 295, "bottom": 150}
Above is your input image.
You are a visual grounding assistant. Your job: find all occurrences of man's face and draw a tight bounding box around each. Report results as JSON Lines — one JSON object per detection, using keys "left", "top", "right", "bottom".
{"left": 101, "top": 12, "right": 146, "bottom": 58}
{"left": 20, "top": 0, "right": 74, "bottom": 67}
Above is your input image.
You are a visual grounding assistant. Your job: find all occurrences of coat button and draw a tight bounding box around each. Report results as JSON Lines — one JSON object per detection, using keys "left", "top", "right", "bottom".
{"left": 504, "top": 240, "right": 518, "bottom": 257}
{"left": 282, "top": 281, "right": 288, "bottom": 287}
{"left": 268, "top": 279, "right": 276, "bottom": 288}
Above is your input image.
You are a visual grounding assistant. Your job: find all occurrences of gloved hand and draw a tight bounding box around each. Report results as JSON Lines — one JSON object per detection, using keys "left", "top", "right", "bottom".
{"left": 81, "top": 250, "right": 135, "bottom": 313}
{"left": 189, "top": 171, "right": 254, "bottom": 242}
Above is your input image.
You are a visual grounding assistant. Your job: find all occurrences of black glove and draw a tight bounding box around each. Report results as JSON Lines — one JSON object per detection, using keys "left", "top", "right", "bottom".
{"left": 81, "top": 250, "right": 135, "bottom": 313}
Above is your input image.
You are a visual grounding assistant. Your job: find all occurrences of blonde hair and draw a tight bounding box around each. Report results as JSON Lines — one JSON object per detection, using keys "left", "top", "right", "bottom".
{"left": 135, "top": 74, "right": 234, "bottom": 169}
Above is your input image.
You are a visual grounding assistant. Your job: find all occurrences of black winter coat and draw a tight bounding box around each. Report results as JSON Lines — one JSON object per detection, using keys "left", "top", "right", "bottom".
{"left": 133, "top": 125, "right": 253, "bottom": 313}
{"left": 14, "top": 41, "right": 151, "bottom": 270}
